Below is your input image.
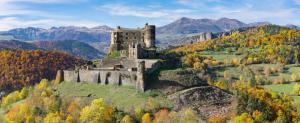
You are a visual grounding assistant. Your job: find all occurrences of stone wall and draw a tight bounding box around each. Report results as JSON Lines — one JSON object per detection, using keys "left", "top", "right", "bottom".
{"left": 62, "top": 70, "right": 138, "bottom": 85}
{"left": 57, "top": 59, "right": 161, "bottom": 92}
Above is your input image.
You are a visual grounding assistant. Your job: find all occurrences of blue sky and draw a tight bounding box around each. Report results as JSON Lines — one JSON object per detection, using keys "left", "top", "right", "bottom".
{"left": 0, "top": 0, "right": 299, "bottom": 30}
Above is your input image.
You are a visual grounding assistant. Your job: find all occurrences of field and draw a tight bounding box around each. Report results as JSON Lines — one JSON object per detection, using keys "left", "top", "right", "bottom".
{"left": 57, "top": 81, "right": 172, "bottom": 109}
{"left": 264, "top": 83, "right": 300, "bottom": 104}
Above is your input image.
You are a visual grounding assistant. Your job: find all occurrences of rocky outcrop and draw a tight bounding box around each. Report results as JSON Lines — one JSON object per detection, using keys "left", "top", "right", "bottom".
{"left": 168, "top": 86, "right": 234, "bottom": 119}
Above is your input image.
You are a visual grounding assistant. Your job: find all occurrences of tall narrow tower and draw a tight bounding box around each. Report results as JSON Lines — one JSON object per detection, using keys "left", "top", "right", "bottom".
{"left": 144, "top": 23, "right": 155, "bottom": 48}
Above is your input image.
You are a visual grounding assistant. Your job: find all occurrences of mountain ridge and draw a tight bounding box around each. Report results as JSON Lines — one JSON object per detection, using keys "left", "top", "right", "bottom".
{"left": 0, "top": 40, "right": 105, "bottom": 60}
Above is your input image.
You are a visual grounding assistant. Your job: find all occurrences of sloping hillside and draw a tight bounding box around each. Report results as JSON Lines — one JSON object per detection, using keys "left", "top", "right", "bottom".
{"left": 0, "top": 50, "right": 83, "bottom": 91}
{"left": 0, "top": 40, "right": 39, "bottom": 50}
{"left": 33, "top": 40, "right": 106, "bottom": 60}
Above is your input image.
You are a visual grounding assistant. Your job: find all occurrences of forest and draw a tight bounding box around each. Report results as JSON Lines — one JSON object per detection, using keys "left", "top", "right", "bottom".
{"left": 0, "top": 50, "right": 83, "bottom": 91}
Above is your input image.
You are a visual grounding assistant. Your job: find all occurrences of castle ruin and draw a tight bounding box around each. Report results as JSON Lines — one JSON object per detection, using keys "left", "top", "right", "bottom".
{"left": 57, "top": 23, "right": 160, "bottom": 92}
{"left": 109, "top": 23, "right": 156, "bottom": 59}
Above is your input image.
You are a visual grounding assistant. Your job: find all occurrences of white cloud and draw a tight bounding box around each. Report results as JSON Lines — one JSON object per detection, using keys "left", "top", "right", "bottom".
{"left": 294, "top": 0, "right": 300, "bottom": 5}
{"left": 99, "top": 4, "right": 167, "bottom": 18}
{"left": 98, "top": 4, "right": 194, "bottom": 19}
{"left": 0, "top": 17, "right": 101, "bottom": 31}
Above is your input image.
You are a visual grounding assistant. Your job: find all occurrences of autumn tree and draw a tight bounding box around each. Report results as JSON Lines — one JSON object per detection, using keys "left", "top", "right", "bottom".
{"left": 80, "top": 98, "right": 113, "bottom": 123}
{"left": 121, "top": 115, "right": 134, "bottom": 123}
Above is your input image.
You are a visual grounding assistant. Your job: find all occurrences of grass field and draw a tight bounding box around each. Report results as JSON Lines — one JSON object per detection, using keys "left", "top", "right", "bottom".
{"left": 57, "top": 81, "right": 172, "bottom": 109}
{"left": 264, "top": 83, "right": 300, "bottom": 104}
{"left": 202, "top": 54, "right": 243, "bottom": 63}
{"left": 214, "top": 64, "right": 300, "bottom": 83}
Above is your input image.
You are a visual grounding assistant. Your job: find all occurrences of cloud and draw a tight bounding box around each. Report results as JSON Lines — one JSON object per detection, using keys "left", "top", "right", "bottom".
{"left": 98, "top": 4, "right": 194, "bottom": 19}
{"left": 294, "top": 0, "right": 300, "bottom": 4}
{"left": 99, "top": 4, "right": 167, "bottom": 18}
{"left": 0, "top": 17, "right": 101, "bottom": 31}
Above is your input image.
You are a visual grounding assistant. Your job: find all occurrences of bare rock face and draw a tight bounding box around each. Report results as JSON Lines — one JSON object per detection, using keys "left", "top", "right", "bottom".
{"left": 153, "top": 69, "right": 209, "bottom": 94}
{"left": 168, "top": 86, "right": 234, "bottom": 119}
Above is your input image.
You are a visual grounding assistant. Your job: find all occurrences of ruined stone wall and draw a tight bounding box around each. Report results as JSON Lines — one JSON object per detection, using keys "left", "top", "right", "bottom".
{"left": 62, "top": 70, "right": 138, "bottom": 86}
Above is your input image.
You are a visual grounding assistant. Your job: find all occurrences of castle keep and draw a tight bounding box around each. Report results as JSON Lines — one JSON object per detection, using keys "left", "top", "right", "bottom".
{"left": 109, "top": 23, "right": 156, "bottom": 59}
{"left": 57, "top": 23, "right": 160, "bottom": 92}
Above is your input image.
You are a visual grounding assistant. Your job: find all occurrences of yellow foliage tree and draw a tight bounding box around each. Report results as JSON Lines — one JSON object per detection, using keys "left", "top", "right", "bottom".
{"left": 252, "top": 110, "right": 263, "bottom": 122}
{"left": 293, "top": 84, "right": 300, "bottom": 95}
{"left": 233, "top": 113, "right": 254, "bottom": 123}
{"left": 43, "top": 112, "right": 62, "bottom": 123}
{"left": 121, "top": 115, "right": 134, "bottom": 123}
{"left": 5, "top": 103, "right": 33, "bottom": 123}
{"left": 215, "top": 81, "right": 225, "bottom": 89}
{"left": 135, "top": 107, "right": 144, "bottom": 121}
{"left": 142, "top": 113, "right": 152, "bottom": 123}
{"left": 66, "top": 115, "right": 75, "bottom": 123}
{"left": 80, "top": 98, "right": 113, "bottom": 123}
{"left": 36, "top": 79, "right": 48, "bottom": 90}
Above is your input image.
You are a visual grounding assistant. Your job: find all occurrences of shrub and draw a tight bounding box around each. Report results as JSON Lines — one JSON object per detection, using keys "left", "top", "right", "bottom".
{"left": 233, "top": 113, "right": 254, "bottom": 123}
{"left": 293, "top": 84, "right": 300, "bottom": 96}
{"left": 224, "top": 70, "right": 231, "bottom": 81}
{"left": 121, "top": 115, "right": 134, "bottom": 123}
{"left": 290, "top": 73, "right": 298, "bottom": 82}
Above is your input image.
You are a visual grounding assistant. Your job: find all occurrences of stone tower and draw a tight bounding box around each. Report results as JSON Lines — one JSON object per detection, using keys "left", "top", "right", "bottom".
{"left": 136, "top": 61, "right": 145, "bottom": 92}
{"left": 143, "top": 23, "right": 155, "bottom": 48}
{"left": 108, "top": 23, "right": 156, "bottom": 59}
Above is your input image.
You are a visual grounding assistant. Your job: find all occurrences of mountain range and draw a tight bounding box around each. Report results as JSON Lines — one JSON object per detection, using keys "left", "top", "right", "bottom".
{"left": 0, "top": 26, "right": 112, "bottom": 42}
{"left": 0, "top": 17, "right": 298, "bottom": 53}
{"left": 0, "top": 40, "right": 105, "bottom": 60}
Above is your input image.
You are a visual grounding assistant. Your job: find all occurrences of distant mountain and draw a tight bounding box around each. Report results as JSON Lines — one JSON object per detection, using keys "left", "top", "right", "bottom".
{"left": 33, "top": 40, "right": 105, "bottom": 60}
{"left": 247, "top": 22, "right": 271, "bottom": 27}
{"left": 0, "top": 26, "right": 112, "bottom": 42}
{"left": 0, "top": 40, "right": 39, "bottom": 50}
{"left": 0, "top": 40, "right": 105, "bottom": 60}
{"left": 157, "top": 17, "right": 271, "bottom": 35}
{"left": 285, "top": 24, "right": 300, "bottom": 29}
